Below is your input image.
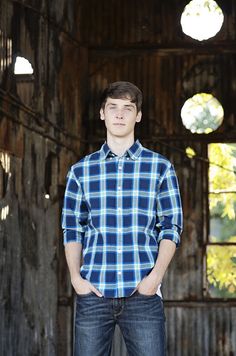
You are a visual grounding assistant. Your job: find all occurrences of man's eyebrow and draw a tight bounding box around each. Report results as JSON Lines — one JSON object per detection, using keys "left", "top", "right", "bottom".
{"left": 107, "top": 103, "right": 117, "bottom": 106}
{"left": 106, "top": 102, "right": 135, "bottom": 108}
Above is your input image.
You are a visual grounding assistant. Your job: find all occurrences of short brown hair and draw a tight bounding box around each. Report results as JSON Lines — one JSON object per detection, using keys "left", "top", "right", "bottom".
{"left": 100, "top": 81, "right": 142, "bottom": 112}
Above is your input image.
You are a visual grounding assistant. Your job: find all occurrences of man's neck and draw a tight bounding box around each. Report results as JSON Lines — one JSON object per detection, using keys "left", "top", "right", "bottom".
{"left": 106, "top": 136, "right": 135, "bottom": 157}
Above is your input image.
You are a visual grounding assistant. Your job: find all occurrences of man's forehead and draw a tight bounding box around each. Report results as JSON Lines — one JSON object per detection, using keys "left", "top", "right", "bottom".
{"left": 106, "top": 97, "right": 135, "bottom": 106}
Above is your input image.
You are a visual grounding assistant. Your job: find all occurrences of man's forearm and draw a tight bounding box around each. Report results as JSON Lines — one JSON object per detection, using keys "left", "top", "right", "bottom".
{"left": 136, "top": 239, "right": 177, "bottom": 295}
{"left": 64, "top": 241, "right": 103, "bottom": 297}
{"left": 65, "top": 242, "right": 83, "bottom": 280}
{"left": 151, "top": 239, "right": 176, "bottom": 282}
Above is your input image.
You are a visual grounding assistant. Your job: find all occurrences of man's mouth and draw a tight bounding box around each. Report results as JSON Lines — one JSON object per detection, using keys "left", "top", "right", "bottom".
{"left": 113, "top": 123, "right": 125, "bottom": 126}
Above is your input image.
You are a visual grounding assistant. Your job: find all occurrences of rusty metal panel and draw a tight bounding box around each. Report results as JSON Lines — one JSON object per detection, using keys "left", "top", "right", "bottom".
{"left": 0, "top": 1, "right": 86, "bottom": 355}
{"left": 93, "top": 304, "right": 236, "bottom": 356}
{"left": 0, "top": 145, "right": 58, "bottom": 355}
{"left": 166, "top": 305, "right": 236, "bottom": 356}
{"left": 80, "top": 0, "right": 236, "bottom": 47}
{"left": 87, "top": 52, "right": 236, "bottom": 141}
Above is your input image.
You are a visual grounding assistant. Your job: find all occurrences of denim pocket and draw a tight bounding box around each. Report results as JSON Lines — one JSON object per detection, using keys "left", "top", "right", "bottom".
{"left": 136, "top": 290, "right": 157, "bottom": 298}
{"left": 77, "top": 291, "right": 94, "bottom": 298}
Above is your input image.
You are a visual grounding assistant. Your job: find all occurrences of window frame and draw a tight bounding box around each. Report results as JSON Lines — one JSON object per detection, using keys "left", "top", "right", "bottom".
{"left": 204, "top": 142, "right": 236, "bottom": 300}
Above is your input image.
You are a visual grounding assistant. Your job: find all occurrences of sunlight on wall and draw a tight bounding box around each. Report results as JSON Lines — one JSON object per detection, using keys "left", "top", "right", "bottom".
{"left": 0, "top": 30, "right": 12, "bottom": 82}
{"left": 0, "top": 152, "right": 10, "bottom": 173}
{"left": 1, "top": 205, "right": 9, "bottom": 220}
{"left": 0, "top": 152, "right": 11, "bottom": 220}
{"left": 185, "top": 146, "right": 196, "bottom": 158}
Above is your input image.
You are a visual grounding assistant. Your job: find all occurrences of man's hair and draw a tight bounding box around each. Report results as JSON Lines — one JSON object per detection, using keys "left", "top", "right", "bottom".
{"left": 100, "top": 81, "right": 142, "bottom": 112}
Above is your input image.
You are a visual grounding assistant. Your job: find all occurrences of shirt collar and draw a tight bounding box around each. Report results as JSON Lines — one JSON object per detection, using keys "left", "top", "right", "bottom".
{"left": 100, "top": 139, "right": 143, "bottom": 161}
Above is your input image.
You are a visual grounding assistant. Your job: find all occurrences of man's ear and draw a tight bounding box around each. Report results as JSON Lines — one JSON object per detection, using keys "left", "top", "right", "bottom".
{"left": 100, "top": 108, "right": 105, "bottom": 120}
{"left": 136, "top": 111, "right": 142, "bottom": 123}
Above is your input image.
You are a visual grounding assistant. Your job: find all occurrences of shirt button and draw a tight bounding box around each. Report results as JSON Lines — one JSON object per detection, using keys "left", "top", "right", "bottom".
{"left": 118, "top": 249, "right": 122, "bottom": 253}
{"left": 118, "top": 207, "right": 121, "bottom": 211}
{"left": 118, "top": 228, "right": 121, "bottom": 232}
{"left": 118, "top": 186, "right": 121, "bottom": 190}
{"left": 118, "top": 166, "right": 122, "bottom": 170}
{"left": 127, "top": 157, "right": 130, "bottom": 160}
{"left": 118, "top": 271, "right": 122, "bottom": 275}
{"left": 109, "top": 157, "right": 113, "bottom": 160}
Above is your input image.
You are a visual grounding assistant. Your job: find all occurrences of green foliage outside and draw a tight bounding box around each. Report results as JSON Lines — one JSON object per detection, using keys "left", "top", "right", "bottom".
{"left": 207, "top": 242, "right": 236, "bottom": 297}
{"left": 209, "top": 143, "right": 236, "bottom": 219}
{"left": 207, "top": 143, "right": 236, "bottom": 298}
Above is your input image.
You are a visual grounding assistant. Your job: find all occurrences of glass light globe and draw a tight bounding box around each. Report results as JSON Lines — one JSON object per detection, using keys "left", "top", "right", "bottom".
{"left": 181, "top": 0, "right": 224, "bottom": 41}
{"left": 181, "top": 93, "right": 224, "bottom": 134}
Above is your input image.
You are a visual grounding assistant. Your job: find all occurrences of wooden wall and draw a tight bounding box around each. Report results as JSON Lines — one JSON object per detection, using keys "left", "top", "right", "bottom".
{"left": 0, "top": 1, "right": 87, "bottom": 355}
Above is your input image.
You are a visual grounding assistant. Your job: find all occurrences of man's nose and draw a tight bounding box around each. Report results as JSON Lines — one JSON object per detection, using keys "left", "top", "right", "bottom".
{"left": 115, "top": 109, "right": 124, "bottom": 118}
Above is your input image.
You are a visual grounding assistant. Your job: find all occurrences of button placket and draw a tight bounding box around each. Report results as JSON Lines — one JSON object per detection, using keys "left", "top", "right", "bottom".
{"left": 117, "top": 157, "right": 124, "bottom": 295}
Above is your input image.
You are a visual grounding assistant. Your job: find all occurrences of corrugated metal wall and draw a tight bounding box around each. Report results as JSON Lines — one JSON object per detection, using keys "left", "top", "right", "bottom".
{"left": 80, "top": 0, "right": 236, "bottom": 46}
{"left": 87, "top": 52, "right": 236, "bottom": 140}
{"left": 0, "top": 1, "right": 87, "bottom": 355}
{"left": 166, "top": 305, "right": 236, "bottom": 356}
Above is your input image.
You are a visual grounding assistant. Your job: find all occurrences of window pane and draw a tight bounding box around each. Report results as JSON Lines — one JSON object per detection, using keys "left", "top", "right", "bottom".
{"left": 209, "top": 193, "right": 236, "bottom": 242}
{"left": 208, "top": 144, "right": 236, "bottom": 242}
{"left": 207, "top": 245, "right": 236, "bottom": 298}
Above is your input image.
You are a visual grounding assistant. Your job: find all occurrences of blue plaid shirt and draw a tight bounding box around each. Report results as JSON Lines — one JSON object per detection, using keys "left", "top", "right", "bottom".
{"left": 62, "top": 139, "right": 183, "bottom": 298}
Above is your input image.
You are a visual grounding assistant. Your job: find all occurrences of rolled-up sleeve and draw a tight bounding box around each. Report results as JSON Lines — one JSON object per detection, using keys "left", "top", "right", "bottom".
{"left": 156, "top": 164, "right": 183, "bottom": 247}
{"left": 61, "top": 168, "right": 88, "bottom": 245}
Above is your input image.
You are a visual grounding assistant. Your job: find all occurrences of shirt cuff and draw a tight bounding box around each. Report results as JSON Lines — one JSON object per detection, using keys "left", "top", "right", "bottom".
{"left": 63, "top": 230, "right": 83, "bottom": 245}
{"left": 157, "top": 229, "right": 180, "bottom": 247}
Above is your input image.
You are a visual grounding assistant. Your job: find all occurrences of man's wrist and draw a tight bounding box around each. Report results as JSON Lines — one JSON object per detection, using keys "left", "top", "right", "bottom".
{"left": 149, "top": 267, "right": 164, "bottom": 283}
{"left": 70, "top": 271, "right": 82, "bottom": 282}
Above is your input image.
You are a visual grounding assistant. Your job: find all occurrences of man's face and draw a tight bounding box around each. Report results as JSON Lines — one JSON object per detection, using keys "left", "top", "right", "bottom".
{"left": 100, "top": 97, "right": 142, "bottom": 138}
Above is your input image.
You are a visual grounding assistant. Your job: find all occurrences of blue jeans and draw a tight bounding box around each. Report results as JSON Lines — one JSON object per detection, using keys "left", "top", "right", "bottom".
{"left": 74, "top": 290, "right": 166, "bottom": 356}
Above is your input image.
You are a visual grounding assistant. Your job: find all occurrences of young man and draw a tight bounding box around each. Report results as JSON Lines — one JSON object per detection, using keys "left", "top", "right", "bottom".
{"left": 62, "top": 81, "right": 183, "bottom": 356}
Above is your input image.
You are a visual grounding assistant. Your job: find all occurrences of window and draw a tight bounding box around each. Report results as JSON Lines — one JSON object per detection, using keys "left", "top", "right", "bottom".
{"left": 181, "top": 93, "right": 224, "bottom": 134}
{"left": 206, "top": 143, "right": 236, "bottom": 298}
{"left": 14, "top": 56, "right": 34, "bottom": 75}
{"left": 181, "top": 0, "right": 224, "bottom": 41}
{"left": 0, "top": 29, "right": 12, "bottom": 82}
{"left": 13, "top": 56, "right": 34, "bottom": 105}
